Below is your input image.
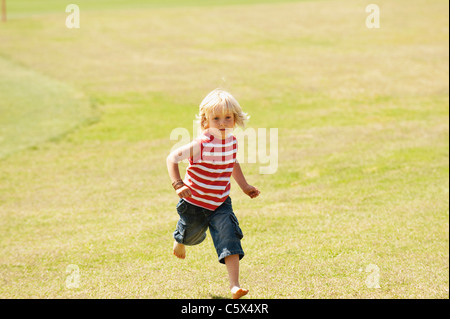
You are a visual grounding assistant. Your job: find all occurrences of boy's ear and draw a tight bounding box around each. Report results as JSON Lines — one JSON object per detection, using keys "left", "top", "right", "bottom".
{"left": 202, "top": 116, "right": 208, "bottom": 129}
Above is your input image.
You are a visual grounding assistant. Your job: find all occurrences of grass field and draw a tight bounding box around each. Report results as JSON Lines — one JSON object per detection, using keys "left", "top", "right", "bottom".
{"left": 0, "top": 0, "right": 448, "bottom": 298}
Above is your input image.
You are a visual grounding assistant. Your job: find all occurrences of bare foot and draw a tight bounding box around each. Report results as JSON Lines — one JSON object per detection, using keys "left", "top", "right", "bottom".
{"left": 173, "top": 241, "right": 186, "bottom": 259}
{"left": 231, "top": 286, "right": 249, "bottom": 299}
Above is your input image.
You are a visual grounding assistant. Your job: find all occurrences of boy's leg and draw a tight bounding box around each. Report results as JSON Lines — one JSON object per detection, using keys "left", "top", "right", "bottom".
{"left": 173, "top": 199, "right": 208, "bottom": 259}
{"left": 224, "top": 254, "right": 249, "bottom": 299}
{"left": 208, "top": 199, "right": 245, "bottom": 264}
{"left": 208, "top": 198, "right": 247, "bottom": 298}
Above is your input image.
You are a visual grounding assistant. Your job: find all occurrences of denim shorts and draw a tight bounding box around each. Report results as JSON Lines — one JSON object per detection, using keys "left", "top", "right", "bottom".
{"left": 173, "top": 197, "right": 244, "bottom": 264}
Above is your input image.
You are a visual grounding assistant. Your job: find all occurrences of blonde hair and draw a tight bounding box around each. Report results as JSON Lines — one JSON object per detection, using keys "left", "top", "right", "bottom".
{"left": 197, "top": 89, "right": 248, "bottom": 130}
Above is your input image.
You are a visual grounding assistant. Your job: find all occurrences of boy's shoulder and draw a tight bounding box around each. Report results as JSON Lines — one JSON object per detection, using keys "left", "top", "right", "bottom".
{"left": 195, "top": 132, "right": 214, "bottom": 144}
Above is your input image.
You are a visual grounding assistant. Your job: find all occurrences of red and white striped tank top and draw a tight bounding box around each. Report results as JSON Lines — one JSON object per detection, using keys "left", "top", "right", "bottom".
{"left": 183, "top": 131, "right": 237, "bottom": 211}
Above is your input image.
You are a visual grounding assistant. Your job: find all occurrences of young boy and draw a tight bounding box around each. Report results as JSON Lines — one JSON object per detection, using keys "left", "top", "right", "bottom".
{"left": 166, "top": 89, "right": 260, "bottom": 299}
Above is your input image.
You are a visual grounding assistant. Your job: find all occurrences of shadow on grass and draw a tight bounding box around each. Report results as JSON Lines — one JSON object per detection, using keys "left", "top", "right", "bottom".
{"left": 209, "top": 294, "right": 229, "bottom": 299}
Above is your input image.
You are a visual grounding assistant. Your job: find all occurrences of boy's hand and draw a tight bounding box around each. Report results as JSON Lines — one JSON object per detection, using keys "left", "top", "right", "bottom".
{"left": 176, "top": 185, "right": 192, "bottom": 199}
{"left": 243, "top": 184, "right": 260, "bottom": 199}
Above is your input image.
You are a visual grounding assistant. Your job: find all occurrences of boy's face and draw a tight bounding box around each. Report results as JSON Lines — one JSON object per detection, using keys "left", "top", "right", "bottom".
{"left": 206, "top": 111, "right": 235, "bottom": 139}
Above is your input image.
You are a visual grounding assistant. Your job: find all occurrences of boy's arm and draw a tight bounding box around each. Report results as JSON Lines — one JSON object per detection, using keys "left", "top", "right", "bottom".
{"left": 166, "top": 140, "right": 201, "bottom": 198}
{"left": 231, "top": 161, "right": 249, "bottom": 190}
{"left": 232, "top": 161, "right": 260, "bottom": 199}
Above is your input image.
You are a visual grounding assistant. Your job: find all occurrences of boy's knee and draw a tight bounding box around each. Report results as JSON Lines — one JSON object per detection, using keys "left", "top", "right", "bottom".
{"left": 174, "top": 228, "right": 206, "bottom": 246}
{"left": 185, "top": 232, "right": 207, "bottom": 246}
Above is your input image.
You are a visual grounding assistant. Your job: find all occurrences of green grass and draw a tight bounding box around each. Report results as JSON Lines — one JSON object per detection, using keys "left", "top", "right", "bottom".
{"left": 6, "top": 0, "right": 312, "bottom": 17}
{"left": 0, "top": 0, "right": 448, "bottom": 298}
{"left": 0, "top": 57, "right": 97, "bottom": 159}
